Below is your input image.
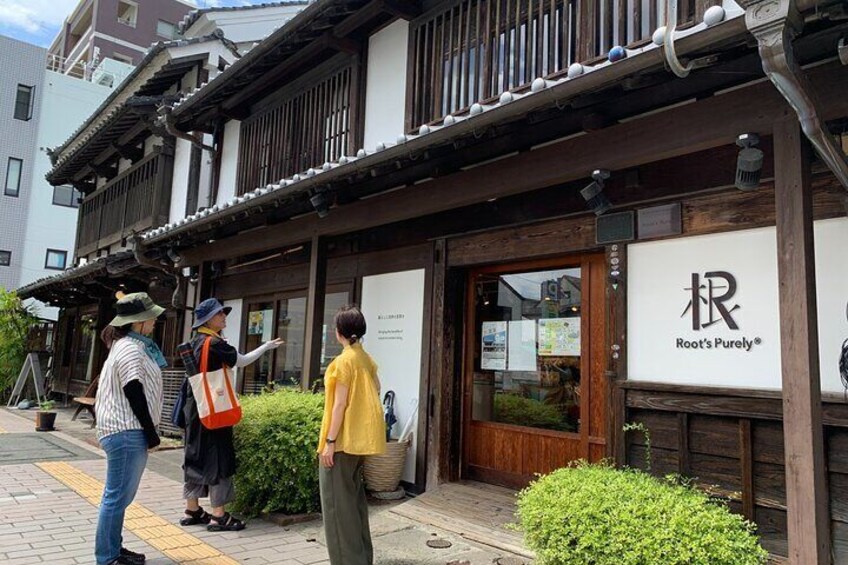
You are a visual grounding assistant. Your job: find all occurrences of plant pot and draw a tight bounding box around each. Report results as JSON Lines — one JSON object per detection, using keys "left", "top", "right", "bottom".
{"left": 363, "top": 438, "right": 410, "bottom": 493}
{"left": 36, "top": 411, "right": 57, "bottom": 432}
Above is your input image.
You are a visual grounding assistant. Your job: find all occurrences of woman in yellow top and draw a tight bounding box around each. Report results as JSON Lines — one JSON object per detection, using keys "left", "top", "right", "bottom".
{"left": 318, "top": 305, "right": 386, "bottom": 565}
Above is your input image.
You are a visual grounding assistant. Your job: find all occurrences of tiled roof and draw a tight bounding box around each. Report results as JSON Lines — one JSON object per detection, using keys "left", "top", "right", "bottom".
{"left": 142, "top": 5, "right": 742, "bottom": 246}
{"left": 178, "top": 1, "right": 311, "bottom": 34}
{"left": 47, "top": 31, "right": 240, "bottom": 179}
{"left": 17, "top": 251, "right": 137, "bottom": 300}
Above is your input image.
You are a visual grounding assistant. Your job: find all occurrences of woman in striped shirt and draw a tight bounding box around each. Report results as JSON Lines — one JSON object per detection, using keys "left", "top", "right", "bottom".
{"left": 94, "top": 292, "right": 167, "bottom": 565}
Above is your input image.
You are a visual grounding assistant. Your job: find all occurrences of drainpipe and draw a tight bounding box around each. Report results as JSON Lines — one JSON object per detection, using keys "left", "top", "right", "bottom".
{"left": 131, "top": 235, "right": 185, "bottom": 309}
{"left": 739, "top": 0, "right": 848, "bottom": 189}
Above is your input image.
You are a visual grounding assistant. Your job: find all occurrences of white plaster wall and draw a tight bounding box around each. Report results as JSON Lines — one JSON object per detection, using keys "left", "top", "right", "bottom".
{"left": 223, "top": 298, "right": 244, "bottom": 387}
{"left": 20, "top": 70, "right": 113, "bottom": 319}
{"left": 169, "top": 138, "right": 192, "bottom": 223}
{"left": 216, "top": 120, "right": 241, "bottom": 206}
{"left": 363, "top": 20, "right": 410, "bottom": 151}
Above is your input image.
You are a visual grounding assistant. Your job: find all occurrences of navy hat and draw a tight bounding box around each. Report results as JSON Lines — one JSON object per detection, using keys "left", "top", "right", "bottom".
{"left": 193, "top": 298, "right": 232, "bottom": 329}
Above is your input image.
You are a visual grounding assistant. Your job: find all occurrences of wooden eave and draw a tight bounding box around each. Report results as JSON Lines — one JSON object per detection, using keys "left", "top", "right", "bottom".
{"left": 171, "top": 0, "right": 422, "bottom": 130}
{"left": 16, "top": 252, "right": 163, "bottom": 307}
{"left": 142, "top": 16, "right": 848, "bottom": 263}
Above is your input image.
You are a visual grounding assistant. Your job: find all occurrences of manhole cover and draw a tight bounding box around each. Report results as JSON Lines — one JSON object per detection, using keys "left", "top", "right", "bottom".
{"left": 427, "top": 539, "right": 453, "bottom": 549}
{"left": 494, "top": 558, "right": 526, "bottom": 565}
{"left": 0, "top": 433, "right": 98, "bottom": 465}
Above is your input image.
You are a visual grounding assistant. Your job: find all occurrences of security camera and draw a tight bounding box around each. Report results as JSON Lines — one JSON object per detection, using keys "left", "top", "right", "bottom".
{"left": 735, "top": 133, "right": 764, "bottom": 191}
{"left": 581, "top": 169, "right": 612, "bottom": 216}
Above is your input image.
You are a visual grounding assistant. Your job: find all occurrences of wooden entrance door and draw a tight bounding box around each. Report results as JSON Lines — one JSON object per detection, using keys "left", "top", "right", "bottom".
{"left": 462, "top": 254, "right": 608, "bottom": 489}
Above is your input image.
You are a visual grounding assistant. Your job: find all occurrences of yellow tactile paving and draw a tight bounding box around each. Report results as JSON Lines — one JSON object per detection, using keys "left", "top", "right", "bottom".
{"left": 36, "top": 462, "right": 239, "bottom": 565}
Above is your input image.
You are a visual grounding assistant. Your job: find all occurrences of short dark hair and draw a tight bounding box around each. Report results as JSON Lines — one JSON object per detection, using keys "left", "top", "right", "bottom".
{"left": 334, "top": 305, "right": 366, "bottom": 344}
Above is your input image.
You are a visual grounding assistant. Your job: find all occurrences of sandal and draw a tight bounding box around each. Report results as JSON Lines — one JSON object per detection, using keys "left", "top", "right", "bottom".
{"left": 180, "top": 507, "right": 212, "bottom": 526}
{"left": 207, "top": 512, "right": 246, "bottom": 532}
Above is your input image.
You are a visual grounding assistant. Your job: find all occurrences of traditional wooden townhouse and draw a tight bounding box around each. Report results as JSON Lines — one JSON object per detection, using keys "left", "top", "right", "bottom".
{"left": 21, "top": 0, "right": 848, "bottom": 560}
{"left": 136, "top": 0, "right": 848, "bottom": 559}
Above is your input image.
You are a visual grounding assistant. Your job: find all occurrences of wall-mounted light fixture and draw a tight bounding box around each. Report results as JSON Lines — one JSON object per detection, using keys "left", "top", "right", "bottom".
{"left": 735, "top": 133, "right": 764, "bottom": 191}
{"left": 581, "top": 169, "right": 612, "bottom": 216}
{"left": 310, "top": 189, "right": 330, "bottom": 218}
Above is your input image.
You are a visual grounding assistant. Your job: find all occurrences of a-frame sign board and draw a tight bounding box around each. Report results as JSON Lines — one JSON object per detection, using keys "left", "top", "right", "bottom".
{"left": 7, "top": 353, "right": 45, "bottom": 407}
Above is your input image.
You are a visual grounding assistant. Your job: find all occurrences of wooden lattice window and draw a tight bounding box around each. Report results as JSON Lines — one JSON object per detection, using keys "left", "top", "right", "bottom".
{"left": 409, "top": 0, "right": 711, "bottom": 126}
{"left": 236, "top": 64, "right": 354, "bottom": 196}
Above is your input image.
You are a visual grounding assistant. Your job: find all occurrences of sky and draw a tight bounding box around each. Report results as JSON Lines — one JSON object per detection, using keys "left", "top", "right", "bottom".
{"left": 0, "top": 0, "right": 266, "bottom": 48}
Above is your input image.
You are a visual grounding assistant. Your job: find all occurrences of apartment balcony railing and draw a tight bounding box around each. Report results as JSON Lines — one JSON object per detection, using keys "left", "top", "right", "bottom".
{"left": 408, "top": 0, "right": 722, "bottom": 126}
{"left": 76, "top": 148, "right": 173, "bottom": 258}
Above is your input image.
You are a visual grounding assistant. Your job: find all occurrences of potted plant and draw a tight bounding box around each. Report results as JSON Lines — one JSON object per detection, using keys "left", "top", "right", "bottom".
{"left": 36, "top": 400, "right": 57, "bottom": 432}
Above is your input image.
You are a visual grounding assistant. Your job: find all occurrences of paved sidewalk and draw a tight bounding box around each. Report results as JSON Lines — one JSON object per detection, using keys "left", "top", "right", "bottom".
{"left": 0, "top": 408, "right": 530, "bottom": 564}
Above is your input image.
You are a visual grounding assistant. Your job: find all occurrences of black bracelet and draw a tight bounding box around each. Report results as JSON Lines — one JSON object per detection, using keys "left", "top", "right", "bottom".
{"left": 326, "top": 438, "right": 336, "bottom": 444}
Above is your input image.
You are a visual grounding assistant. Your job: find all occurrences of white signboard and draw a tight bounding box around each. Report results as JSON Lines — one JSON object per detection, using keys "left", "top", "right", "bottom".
{"left": 628, "top": 218, "right": 848, "bottom": 392}
{"left": 360, "top": 269, "right": 426, "bottom": 484}
{"left": 481, "top": 322, "right": 507, "bottom": 370}
{"left": 508, "top": 320, "right": 537, "bottom": 371}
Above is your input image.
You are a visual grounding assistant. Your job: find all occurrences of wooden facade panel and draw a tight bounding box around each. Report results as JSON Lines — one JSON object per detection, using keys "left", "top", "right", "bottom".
{"left": 588, "top": 256, "right": 607, "bottom": 439}
{"left": 752, "top": 461, "right": 786, "bottom": 509}
{"left": 829, "top": 472, "right": 848, "bottom": 524}
{"left": 216, "top": 263, "right": 310, "bottom": 300}
{"left": 689, "top": 452, "right": 742, "bottom": 492}
{"left": 688, "top": 414, "right": 739, "bottom": 458}
{"left": 625, "top": 409, "right": 679, "bottom": 450}
{"left": 448, "top": 216, "right": 596, "bottom": 267}
{"left": 833, "top": 521, "right": 848, "bottom": 564}
{"left": 627, "top": 445, "right": 678, "bottom": 476}
{"left": 752, "top": 420, "right": 785, "bottom": 465}
{"left": 755, "top": 506, "right": 788, "bottom": 557}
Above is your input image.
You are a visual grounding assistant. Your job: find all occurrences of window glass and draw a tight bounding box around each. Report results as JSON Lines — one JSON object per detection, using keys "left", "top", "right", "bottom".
{"left": 243, "top": 301, "right": 274, "bottom": 393}
{"left": 74, "top": 314, "right": 98, "bottom": 382}
{"left": 156, "top": 20, "right": 177, "bottom": 39}
{"left": 14, "top": 85, "right": 33, "bottom": 121}
{"left": 45, "top": 250, "right": 67, "bottom": 270}
{"left": 472, "top": 267, "right": 583, "bottom": 433}
{"left": 117, "top": 1, "right": 138, "bottom": 26}
{"left": 0, "top": 250, "right": 10, "bottom": 266}
{"left": 5, "top": 158, "right": 22, "bottom": 196}
{"left": 273, "top": 297, "right": 307, "bottom": 387}
{"left": 52, "top": 185, "right": 81, "bottom": 207}
{"left": 320, "top": 291, "right": 351, "bottom": 375}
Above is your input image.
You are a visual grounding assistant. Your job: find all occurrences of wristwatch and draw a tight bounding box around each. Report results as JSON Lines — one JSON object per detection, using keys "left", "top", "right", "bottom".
{"left": 326, "top": 438, "right": 336, "bottom": 444}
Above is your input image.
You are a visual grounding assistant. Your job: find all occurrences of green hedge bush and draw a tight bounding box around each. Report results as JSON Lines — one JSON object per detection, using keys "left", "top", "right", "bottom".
{"left": 494, "top": 394, "right": 570, "bottom": 431}
{"left": 516, "top": 461, "right": 768, "bottom": 565}
{"left": 232, "top": 389, "right": 324, "bottom": 516}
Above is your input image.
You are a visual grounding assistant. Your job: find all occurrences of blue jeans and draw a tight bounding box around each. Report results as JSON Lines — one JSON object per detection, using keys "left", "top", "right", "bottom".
{"left": 95, "top": 430, "right": 148, "bottom": 565}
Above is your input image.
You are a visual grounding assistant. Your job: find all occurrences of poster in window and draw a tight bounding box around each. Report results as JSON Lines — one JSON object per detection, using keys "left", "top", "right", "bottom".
{"left": 481, "top": 321, "right": 508, "bottom": 370}
{"left": 248, "top": 310, "right": 273, "bottom": 340}
{"left": 507, "top": 320, "right": 537, "bottom": 371}
{"left": 538, "top": 318, "right": 581, "bottom": 356}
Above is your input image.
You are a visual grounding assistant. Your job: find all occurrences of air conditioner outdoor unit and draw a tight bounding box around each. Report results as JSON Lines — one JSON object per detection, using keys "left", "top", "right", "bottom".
{"left": 93, "top": 69, "right": 115, "bottom": 87}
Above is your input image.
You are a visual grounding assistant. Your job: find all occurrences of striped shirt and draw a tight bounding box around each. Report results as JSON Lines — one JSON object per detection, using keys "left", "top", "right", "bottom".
{"left": 95, "top": 336, "right": 164, "bottom": 440}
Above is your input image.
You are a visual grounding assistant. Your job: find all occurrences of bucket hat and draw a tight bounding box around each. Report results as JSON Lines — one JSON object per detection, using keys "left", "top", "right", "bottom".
{"left": 193, "top": 298, "right": 232, "bottom": 329}
{"left": 109, "top": 292, "right": 165, "bottom": 327}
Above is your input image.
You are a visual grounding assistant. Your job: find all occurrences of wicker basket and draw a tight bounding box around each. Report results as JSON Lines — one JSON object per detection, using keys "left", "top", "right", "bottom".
{"left": 363, "top": 438, "right": 410, "bottom": 492}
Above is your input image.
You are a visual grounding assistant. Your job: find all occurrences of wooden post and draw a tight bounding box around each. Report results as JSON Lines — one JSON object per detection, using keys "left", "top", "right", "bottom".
{"left": 426, "top": 239, "right": 447, "bottom": 489}
{"left": 773, "top": 116, "right": 830, "bottom": 565}
{"left": 302, "top": 235, "right": 327, "bottom": 391}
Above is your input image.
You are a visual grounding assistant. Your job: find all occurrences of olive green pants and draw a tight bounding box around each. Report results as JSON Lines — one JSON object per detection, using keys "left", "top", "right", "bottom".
{"left": 319, "top": 452, "right": 373, "bottom": 565}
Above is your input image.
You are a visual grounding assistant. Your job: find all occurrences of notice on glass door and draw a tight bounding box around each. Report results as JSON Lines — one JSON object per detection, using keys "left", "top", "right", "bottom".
{"left": 507, "top": 320, "right": 537, "bottom": 371}
{"left": 481, "top": 322, "right": 507, "bottom": 370}
{"left": 538, "top": 317, "right": 581, "bottom": 356}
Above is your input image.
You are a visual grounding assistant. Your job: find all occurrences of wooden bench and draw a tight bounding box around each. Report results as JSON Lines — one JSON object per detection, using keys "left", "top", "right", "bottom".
{"left": 71, "top": 377, "right": 98, "bottom": 428}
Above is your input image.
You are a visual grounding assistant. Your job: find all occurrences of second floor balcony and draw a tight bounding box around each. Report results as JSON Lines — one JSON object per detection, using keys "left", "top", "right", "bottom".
{"left": 76, "top": 147, "right": 174, "bottom": 258}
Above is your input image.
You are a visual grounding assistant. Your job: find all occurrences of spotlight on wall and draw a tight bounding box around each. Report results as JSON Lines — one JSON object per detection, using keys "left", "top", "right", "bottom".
{"left": 310, "top": 190, "right": 330, "bottom": 218}
{"left": 166, "top": 247, "right": 181, "bottom": 264}
{"left": 581, "top": 169, "right": 612, "bottom": 216}
{"left": 735, "top": 133, "right": 764, "bottom": 191}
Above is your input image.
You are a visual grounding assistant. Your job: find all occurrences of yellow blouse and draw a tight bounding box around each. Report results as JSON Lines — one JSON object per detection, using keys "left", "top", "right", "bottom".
{"left": 317, "top": 342, "right": 386, "bottom": 456}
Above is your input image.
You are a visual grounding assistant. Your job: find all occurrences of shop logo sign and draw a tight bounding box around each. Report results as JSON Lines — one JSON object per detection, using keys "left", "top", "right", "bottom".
{"left": 676, "top": 271, "right": 762, "bottom": 352}
{"left": 681, "top": 271, "right": 740, "bottom": 331}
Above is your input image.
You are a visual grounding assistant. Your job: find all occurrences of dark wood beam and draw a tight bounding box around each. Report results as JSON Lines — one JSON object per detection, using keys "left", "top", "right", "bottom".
{"left": 773, "top": 116, "right": 830, "bottom": 564}
{"left": 177, "top": 63, "right": 848, "bottom": 266}
{"left": 113, "top": 143, "right": 144, "bottom": 163}
{"left": 301, "top": 236, "right": 327, "bottom": 391}
{"left": 382, "top": 0, "right": 422, "bottom": 20}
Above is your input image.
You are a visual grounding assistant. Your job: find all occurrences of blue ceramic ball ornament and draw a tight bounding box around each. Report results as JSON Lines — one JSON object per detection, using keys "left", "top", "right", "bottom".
{"left": 609, "top": 46, "right": 626, "bottom": 62}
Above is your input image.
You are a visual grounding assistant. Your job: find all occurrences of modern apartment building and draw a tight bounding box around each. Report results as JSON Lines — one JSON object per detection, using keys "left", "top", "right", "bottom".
{"left": 47, "top": 0, "right": 194, "bottom": 85}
